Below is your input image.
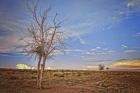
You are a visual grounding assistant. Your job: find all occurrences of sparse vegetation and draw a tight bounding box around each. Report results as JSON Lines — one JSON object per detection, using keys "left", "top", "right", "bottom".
{"left": 0, "top": 69, "right": 140, "bottom": 93}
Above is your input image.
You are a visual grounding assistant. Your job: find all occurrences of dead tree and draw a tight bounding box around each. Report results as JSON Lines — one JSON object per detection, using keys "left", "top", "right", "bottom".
{"left": 21, "top": 0, "right": 65, "bottom": 89}
{"left": 98, "top": 64, "right": 105, "bottom": 70}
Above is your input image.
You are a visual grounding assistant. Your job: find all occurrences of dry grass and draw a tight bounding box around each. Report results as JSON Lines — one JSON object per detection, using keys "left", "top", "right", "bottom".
{"left": 0, "top": 68, "right": 140, "bottom": 93}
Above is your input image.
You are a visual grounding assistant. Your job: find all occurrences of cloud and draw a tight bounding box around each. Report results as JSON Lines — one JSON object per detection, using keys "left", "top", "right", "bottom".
{"left": 84, "top": 65, "right": 99, "bottom": 70}
{"left": 0, "top": 35, "right": 20, "bottom": 53}
{"left": 65, "top": 49, "right": 85, "bottom": 53}
{"left": 95, "top": 47, "right": 101, "bottom": 50}
{"left": 127, "top": 0, "right": 140, "bottom": 8}
{"left": 121, "top": 44, "right": 128, "bottom": 48}
{"left": 111, "top": 0, "right": 140, "bottom": 24}
{"left": 62, "top": 28, "right": 87, "bottom": 45}
{"left": 0, "top": 0, "right": 25, "bottom": 33}
{"left": 83, "top": 59, "right": 113, "bottom": 70}
{"left": 133, "top": 32, "right": 140, "bottom": 37}
{"left": 85, "top": 51, "right": 91, "bottom": 55}
{"left": 45, "top": 66, "right": 52, "bottom": 70}
{"left": 0, "top": 3, "right": 26, "bottom": 55}
{"left": 61, "top": 0, "right": 140, "bottom": 48}
{"left": 62, "top": 3, "right": 140, "bottom": 51}
{"left": 124, "top": 49, "right": 137, "bottom": 53}
{"left": 63, "top": 2, "right": 133, "bottom": 37}
{"left": 16, "top": 64, "right": 33, "bottom": 69}
{"left": 0, "top": 20, "right": 23, "bottom": 33}
{"left": 80, "top": 47, "right": 116, "bottom": 63}
{"left": 78, "top": 36, "right": 86, "bottom": 45}
{"left": 83, "top": 47, "right": 115, "bottom": 56}
{"left": 127, "top": 1, "right": 135, "bottom": 8}
{"left": 111, "top": 59, "right": 140, "bottom": 68}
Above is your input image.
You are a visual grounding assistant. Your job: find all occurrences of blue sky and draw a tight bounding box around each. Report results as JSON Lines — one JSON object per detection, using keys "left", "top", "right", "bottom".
{"left": 0, "top": 0, "right": 140, "bottom": 69}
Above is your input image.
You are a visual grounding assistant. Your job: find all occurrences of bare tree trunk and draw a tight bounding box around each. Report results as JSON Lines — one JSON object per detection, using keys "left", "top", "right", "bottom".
{"left": 39, "top": 64, "right": 43, "bottom": 89}
{"left": 37, "top": 56, "right": 42, "bottom": 88}
{"left": 39, "top": 56, "right": 47, "bottom": 89}
{"left": 42, "top": 56, "right": 47, "bottom": 72}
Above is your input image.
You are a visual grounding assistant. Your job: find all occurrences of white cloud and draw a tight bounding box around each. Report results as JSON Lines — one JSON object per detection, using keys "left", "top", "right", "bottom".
{"left": 96, "top": 47, "right": 101, "bottom": 49}
{"left": 91, "top": 48, "right": 96, "bottom": 51}
{"left": 133, "top": 32, "right": 140, "bottom": 37}
{"left": 85, "top": 65, "right": 98, "bottom": 70}
{"left": 61, "top": 0, "right": 140, "bottom": 47}
{"left": 121, "top": 44, "right": 128, "bottom": 48}
{"left": 64, "top": 49, "right": 85, "bottom": 53}
{"left": 45, "top": 66, "right": 52, "bottom": 70}
{"left": 83, "top": 47, "right": 115, "bottom": 56}
{"left": 124, "top": 50, "right": 137, "bottom": 53}
{"left": 108, "top": 50, "right": 115, "bottom": 53}
{"left": 137, "top": 32, "right": 140, "bottom": 35}
{"left": 91, "top": 47, "right": 101, "bottom": 51}
{"left": 62, "top": 28, "right": 87, "bottom": 45}
{"left": 16, "top": 64, "right": 33, "bottom": 69}
{"left": 85, "top": 51, "right": 92, "bottom": 55}
{"left": 0, "top": 35, "right": 21, "bottom": 53}
{"left": 78, "top": 36, "right": 86, "bottom": 45}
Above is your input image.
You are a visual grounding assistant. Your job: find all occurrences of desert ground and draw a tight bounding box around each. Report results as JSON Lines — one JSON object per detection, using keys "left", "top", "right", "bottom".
{"left": 0, "top": 68, "right": 140, "bottom": 93}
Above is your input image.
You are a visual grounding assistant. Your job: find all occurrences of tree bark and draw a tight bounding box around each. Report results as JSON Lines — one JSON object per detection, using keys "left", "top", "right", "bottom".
{"left": 42, "top": 56, "right": 47, "bottom": 72}
{"left": 39, "top": 64, "right": 43, "bottom": 89}
{"left": 37, "top": 56, "right": 42, "bottom": 88}
{"left": 39, "top": 56, "right": 47, "bottom": 89}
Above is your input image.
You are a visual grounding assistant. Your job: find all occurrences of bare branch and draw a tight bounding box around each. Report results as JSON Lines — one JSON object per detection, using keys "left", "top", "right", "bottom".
{"left": 21, "top": 0, "right": 66, "bottom": 89}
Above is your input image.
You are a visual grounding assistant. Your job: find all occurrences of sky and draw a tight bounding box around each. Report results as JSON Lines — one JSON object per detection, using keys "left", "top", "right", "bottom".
{"left": 0, "top": 0, "right": 140, "bottom": 70}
